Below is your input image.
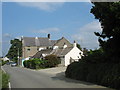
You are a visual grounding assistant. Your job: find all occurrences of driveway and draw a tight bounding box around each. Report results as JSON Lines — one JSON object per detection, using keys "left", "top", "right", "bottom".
{"left": 2, "top": 65, "right": 111, "bottom": 89}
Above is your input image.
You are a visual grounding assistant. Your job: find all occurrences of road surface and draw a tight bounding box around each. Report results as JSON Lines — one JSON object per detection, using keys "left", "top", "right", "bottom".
{"left": 3, "top": 65, "right": 109, "bottom": 88}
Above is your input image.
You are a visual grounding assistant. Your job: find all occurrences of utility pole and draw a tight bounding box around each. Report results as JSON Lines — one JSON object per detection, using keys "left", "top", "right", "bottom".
{"left": 18, "top": 48, "right": 19, "bottom": 66}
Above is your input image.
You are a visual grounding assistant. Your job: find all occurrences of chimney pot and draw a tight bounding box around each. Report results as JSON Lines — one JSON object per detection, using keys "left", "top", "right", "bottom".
{"left": 48, "top": 34, "right": 50, "bottom": 39}
{"left": 73, "top": 40, "right": 77, "bottom": 47}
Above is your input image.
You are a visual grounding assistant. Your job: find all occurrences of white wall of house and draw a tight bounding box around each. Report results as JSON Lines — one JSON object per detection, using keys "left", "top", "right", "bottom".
{"left": 64, "top": 47, "right": 83, "bottom": 66}
{"left": 3, "top": 57, "right": 10, "bottom": 61}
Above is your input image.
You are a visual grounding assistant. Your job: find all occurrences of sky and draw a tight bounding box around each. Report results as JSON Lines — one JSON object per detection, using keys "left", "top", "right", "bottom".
{"left": 2, "top": 2, "right": 102, "bottom": 56}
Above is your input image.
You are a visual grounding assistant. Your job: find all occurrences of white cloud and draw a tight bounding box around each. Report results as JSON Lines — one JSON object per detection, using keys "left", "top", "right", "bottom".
{"left": 32, "top": 27, "right": 60, "bottom": 34}
{"left": 16, "top": 2, "right": 64, "bottom": 12}
{"left": 72, "top": 21, "right": 102, "bottom": 49}
{"left": 3, "top": 33, "right": 12, "bottom": 38}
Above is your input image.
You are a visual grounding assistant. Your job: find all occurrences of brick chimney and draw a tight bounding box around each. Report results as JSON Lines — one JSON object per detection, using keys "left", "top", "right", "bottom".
{"left": 48, "top": 34, "right": 50, "bottom": 39}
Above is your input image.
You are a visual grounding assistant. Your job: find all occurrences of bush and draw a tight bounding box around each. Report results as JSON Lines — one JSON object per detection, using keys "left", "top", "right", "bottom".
{"left": 82, "top": 49, "right": 105, "bottom": 63}
{"left": 12, "top": 57, "right": 18, "bottom": 63}
{"left": 31, "top": 58, "right": 46, "bottom": 69}
{"left": 44, "top": 54, "right": 61, "bottom": 68}
{"left": 23, "top": 60, "right": 27, "bottom": 67}
{"left": 23, "top": 55, "right": 61, "bottom": 69}
{"left": 65, "top": 62, "right": 79, "bottom": 79}
{"left": 2, "top": 71, "right": 9, "bottom": 88}
{"left": 65, "top": 61, "right": 120, "bottom": 89}
{"left": 2, "top": 60, "right": 6, "bottom": 66}
{"left": 23, "top": 58, "right": 47, "bottom": 69}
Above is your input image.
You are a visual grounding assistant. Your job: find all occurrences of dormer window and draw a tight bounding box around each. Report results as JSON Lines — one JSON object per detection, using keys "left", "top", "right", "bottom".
{"left": 27, "top": 48, "right": 30, "bottom": 51}
{"left": 63, "top": 44, "right": 67, "bottom": 49}
{"left": 53, "top": 46, "right": 58, "bottom": 49}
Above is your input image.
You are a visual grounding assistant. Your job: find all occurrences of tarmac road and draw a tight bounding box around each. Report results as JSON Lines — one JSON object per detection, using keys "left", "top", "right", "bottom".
{"left": 2, "top": 65, "right": 109, "bottom": 89}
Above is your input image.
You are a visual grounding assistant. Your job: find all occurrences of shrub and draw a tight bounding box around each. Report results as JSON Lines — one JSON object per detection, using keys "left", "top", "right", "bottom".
{"left": 12, "top": 57, "right": 18, "bottom": 63}
{"left": 44, "top": 54, "right": 61, "bottom": 68}
{"left": 65, "top": 61, "right": 120, "bottom": 89}
{"left": 31, "top": 58, "right": 46, "bottom": 69}
{"left": 82, "top": 49, "right": 105, "bottom": 63}
{"left": 23, "top": 60, "right": 27, "bottom": 67}
{"left": 65, "top": 62, "right": 79, "bottom": 79}
{"left": 2, "top": 71, "right": 9, "bottom": 88}
{"left": 65, "top": 48, "right": 120, "bottom": 89}
{"left": 23, "top": 58, "right": 47, "bottom": 69}
{"left": 2, "top": 60, "right": 6, "bottom": 66}
{"left": 23, "top": 55, "right": 61, "bottom": 69}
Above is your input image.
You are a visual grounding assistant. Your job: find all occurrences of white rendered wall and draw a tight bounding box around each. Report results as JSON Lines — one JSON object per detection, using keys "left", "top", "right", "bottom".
{"left": 65, "top": 47, "right": 83, "bottom": 66}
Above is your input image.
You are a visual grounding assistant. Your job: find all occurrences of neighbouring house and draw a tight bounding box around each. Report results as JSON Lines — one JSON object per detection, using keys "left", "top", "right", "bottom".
{"left": 3, "top": 57, "right": 10, "bottom": 61}
{"left": 21, "top": 34, "right": 83, "bottom": 66}
{"left": 32, "top": 40, "right": 83, "bottom": 66}
{"left": 52, "top": 41, "right": 83, "bottom": 66}
{"left": 22, "top": 34, "right": 56, "bottom": 59}
{"left": 21, "top": 34, "right": 73, "bottom": 66}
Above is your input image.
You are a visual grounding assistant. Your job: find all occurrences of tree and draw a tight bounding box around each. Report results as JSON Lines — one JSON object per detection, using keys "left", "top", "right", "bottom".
{"left": 6, "top": 39, "right": 22, "bottom": 62}
{"left": 77, "top": 43, "right": 82, "bottom": 50}
{"left": 44, "top": 54, "right": 61, "bottom": 68}
{"left": 91, "top": 2, "right": 120, "bottom": 62}
{"left": 83, "top": 48, "right": 88, "bottom": 56}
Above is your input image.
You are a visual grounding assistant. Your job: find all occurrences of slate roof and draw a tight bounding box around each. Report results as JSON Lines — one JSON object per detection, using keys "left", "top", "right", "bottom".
{"left": 32, "top": 47, "right": 73, "bottom": 58}
{"left": 23, "top": 37, "right": 36, "bottom": 46}
{"left": 52, "top": 47, "right": 73, "bottom": 56}
{"left": 49, "top": 40, "right": 57, "bottom": 46}
{"left": 54, "top": 37, "right": 73, "bottom": 47}
{"left": 32, "top": 49, "right": 53, "bottom": 58}
{"left": 22, "top": 37, "right": 57, "bottom": 47}
{"left": 61, "top": 47, "right": 73, "bottom": 56}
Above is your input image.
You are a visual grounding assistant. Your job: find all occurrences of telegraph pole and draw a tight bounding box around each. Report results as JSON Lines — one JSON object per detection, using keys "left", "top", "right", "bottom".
{"left": 18, "top": 48, "right": 19, "bottom": 66}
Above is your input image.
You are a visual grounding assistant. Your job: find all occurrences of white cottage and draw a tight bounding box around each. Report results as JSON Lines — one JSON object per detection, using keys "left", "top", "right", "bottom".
{"left": 64, "top": 42, "right": 83, "bottom": 66}
{"left": 52, "top": 41, "right": 83, "bottom": 66}
{"left": 32, "top": 37, "right": 83, "bottom": 66}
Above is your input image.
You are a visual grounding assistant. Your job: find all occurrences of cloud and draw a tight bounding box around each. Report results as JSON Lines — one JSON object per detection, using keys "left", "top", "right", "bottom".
{"left": 3, "top": 33, "right": 12, "bottom": 38}
{"left": 72, "top": 21, "right": 102, "bottom": 49}
{"left": 32, "top": 27, "right": 60, "bottom": 34}
{"left": 16, "top": 2, "right": 64, "bottom": 12}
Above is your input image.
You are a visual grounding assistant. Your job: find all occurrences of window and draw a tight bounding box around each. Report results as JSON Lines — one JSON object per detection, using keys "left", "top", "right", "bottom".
{"left": 27, "top": 48, "right": 30, "bottom": 51}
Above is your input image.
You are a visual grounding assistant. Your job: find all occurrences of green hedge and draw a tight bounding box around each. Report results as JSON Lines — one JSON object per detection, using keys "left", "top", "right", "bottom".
{"left": 65, "top": 61, "right": 120, "bottom": 89}
{"left": 23, "top": 58, "right": 46, "bottom": 69}
{"left": 23, "top": 55, "right": 61, "bottom": 69}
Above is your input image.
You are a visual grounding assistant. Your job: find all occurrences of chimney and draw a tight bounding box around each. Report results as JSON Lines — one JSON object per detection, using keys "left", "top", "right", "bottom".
{"left": 73, "top": 40, "right": 77, "bottom": 47}
{"left": 21, "top": 36, "right": 23, "bottom": 41}
{"left": 35, "top": 37, "right": 38, "bottom": 46}
{"left": 48, "top": 34, "right": 50, "bottom": 39}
